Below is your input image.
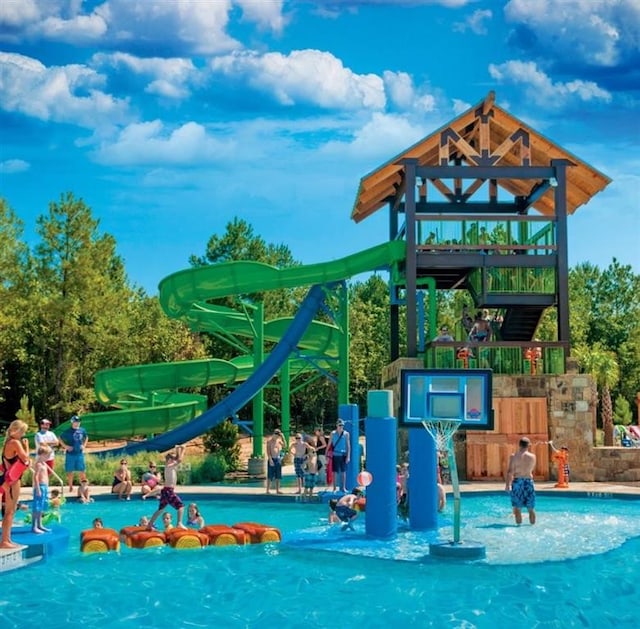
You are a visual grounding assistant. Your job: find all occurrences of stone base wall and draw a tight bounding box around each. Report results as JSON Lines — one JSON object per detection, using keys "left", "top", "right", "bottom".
{"left": 494, "top": 372, "right": 596, "bottom": 481}
{"left": 592, "top": 447, "right": 640, "bottom": 482}
{"left": 378, "top": 358, "right": 634, "bottom": 482}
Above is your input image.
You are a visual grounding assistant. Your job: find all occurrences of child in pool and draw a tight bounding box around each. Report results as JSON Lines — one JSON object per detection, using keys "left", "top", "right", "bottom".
{"left": 50, "top": 488, "right": 64, "bottom": 509}
{"left": 147, "top": 445, "right": 187, "bottom": 530}
{"left": 334, "top": 489, "right": 362, "bottom": 531}
{"left": 186, "top": 503, "right": 205, "bottom": 528}
{"left": 77, "top": 479, "right": 94, "bottom": 503}
{"left": 161, "top": 512, "right": 173, "bottom": 531}
{"left": 32, "top": 445, "right": 52, "bottom": 533}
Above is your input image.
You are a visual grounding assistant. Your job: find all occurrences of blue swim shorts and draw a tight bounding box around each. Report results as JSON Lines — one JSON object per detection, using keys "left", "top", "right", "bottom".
{"left": 65, "top": 452, "right": 86, "bottom": 473}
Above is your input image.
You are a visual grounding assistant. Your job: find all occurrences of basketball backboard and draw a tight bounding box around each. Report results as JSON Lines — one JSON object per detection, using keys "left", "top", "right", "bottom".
{"left": 399, "top": 368, "right": 493, "bottom": 430}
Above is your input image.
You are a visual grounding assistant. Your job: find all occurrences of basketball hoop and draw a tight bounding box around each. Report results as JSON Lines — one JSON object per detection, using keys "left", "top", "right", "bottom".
{"left": 422, "top": 418, "right": 462, "bottom": 452}
{"left": 422, "top": 417, "right": 467, "bottom": 549}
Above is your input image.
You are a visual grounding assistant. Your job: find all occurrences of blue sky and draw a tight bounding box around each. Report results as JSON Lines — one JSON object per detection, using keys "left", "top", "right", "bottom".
{"left": 1, "top": 0, "right": 638, "bottom": 294}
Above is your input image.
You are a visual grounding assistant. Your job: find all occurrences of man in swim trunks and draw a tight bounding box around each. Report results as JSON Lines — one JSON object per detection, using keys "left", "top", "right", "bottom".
{"left": 266, "top": 429, "right": 285, "bottom": 495}
{"left": 147, "top": 445, "right": 187, "bottom": 530}
{"left": 334, "top": 488, "right": 362, "bottom": 531}
{"left": 505, "top": 436, "right": 537, "bottom": 525}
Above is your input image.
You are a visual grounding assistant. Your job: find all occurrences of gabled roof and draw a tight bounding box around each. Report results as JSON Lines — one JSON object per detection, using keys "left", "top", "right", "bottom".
{"left": 351, "top": 92, "right": 611, "bottom": 223}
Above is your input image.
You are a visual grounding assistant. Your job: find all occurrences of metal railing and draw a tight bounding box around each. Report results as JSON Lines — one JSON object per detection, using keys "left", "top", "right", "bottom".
{"left": 424, "top": 341, "right": 567, "bottom": 375}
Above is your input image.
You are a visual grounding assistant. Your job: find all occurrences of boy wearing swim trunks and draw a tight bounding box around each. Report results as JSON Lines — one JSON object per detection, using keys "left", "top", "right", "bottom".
{"left": 334, "top": 488, "right": 362, "bottom": 531}
{"left": 147, "top": 445, "right": 187, "bottom": 531}
{"left": 505, "top": 437, "right": 537, "bottom": 525}
{"left": 32, "top": 445, "right": 53, "bottom": 533}
{"left": 289, "top": 433, "right": 315, "bottom": 495}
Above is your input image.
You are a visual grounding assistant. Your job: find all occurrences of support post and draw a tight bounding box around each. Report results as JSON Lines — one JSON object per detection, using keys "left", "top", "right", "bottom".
{"left": 252, "top": 302, "right": 264, "bottom": 457}
{"left": 364, "top": 391, "right": 397, "bottom": 540}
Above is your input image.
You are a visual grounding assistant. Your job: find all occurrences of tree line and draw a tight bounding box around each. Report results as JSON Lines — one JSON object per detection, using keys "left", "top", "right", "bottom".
{"left": 1, "top": 194, "right": 638, "bottom": 436}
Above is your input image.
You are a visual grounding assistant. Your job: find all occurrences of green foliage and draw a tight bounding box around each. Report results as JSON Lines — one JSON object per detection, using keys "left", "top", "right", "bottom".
{"left": 0, "top": 193, "right": 207, "bottom": 428}
{"left": 190, "top": 453, "right": 228, "bottom": 483}
{"left": 569, "top": 260, "right": 640, "bottom": 417}
{"left": 15, "top": 395, "right": 37, "bottom": 432}
{"left": 0, "top": 199, "right": 31, "bottom": 410}
{"left": 2, "top": 197, "right": 638, "bottom": 443}
{"left": 613, "top": 396, "right": 633, "bottom": 426}
{"left": 189, "top": 217, "right": 302, "bottom": 321}
{"left": 202, "top": 421, "right": 241, "bottom": 470}
{"left": 573, "top": 343, "right": 620, "bottom": 445}
{"left": 349, "top": 275, "right": 391, "bottom": 408}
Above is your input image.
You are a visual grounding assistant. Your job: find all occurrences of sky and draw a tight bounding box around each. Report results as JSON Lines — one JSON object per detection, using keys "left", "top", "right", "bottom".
{"left": 1, "top": 0, "right": 639, "bottom": 294}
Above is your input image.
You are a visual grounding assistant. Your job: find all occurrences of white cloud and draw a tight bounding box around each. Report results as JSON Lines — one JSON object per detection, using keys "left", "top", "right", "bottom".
{"left": 383, "top": 71, "right": 437, "bottom": 113}
{"left": 92, "top": 52, "right": 197, "bottom": 100}
{"left": 452, "top": 98, "right": 471, "bottom": 115}
{"left": 0, "top": 159, "right": 30, "bottom": 174}
{"left": 505, "top": 0, "right": 639, "bottom": 67}
{"left": 488, "top": 60, "right": 612, "bottom": 106}
{"left": 319, "top": 112, "right": 429, "bottom": 161}
{"left": 453, "top": 8, "right": 493, "bottom": 35}
{"left": 0, "top": 0, "right": 108, "bottom": 44}
{"left": 235, "top": 0, "right": 288, "bottom": 34}
{"left": 0, "top": 0, "right": 247, "bottom": 54}
{"left": 311, "top": 1, "right": 475, "bottom": 8}
{"left": 211, "top": 49, "right": 386, "bottom": 110}
{"left": 93, "top": 120, "right": 238, "bottom": 166}
{"left": 0, "top": 52, "right": 131, "bottom": 128}
{"left": 39, "top": 11, "right": 108, "bottom": 43}
{"left": 105, "top": 0, "right": 239, "bottom": 55}
{"left": 0, "top": 0, "right": 40, "bottom": 29}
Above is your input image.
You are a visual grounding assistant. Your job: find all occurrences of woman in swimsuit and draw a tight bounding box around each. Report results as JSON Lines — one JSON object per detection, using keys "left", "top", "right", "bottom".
{"left": 111, "top": 458, "right": 133, "bottom": 500}
{"left": 1, "top": 420, "right": 31, "bottom": 549}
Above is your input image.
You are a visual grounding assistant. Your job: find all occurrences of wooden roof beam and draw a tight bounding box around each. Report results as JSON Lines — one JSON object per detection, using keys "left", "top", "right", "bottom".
{"left": 429, "top": 178, "right": 455, "bottom": 201}
{"left": 482, "top": 90, "right": 495, "bottom": 116}
{"left": 462, "top": 178, "right": 486, "bottom": 200}
{"left": 440, "top": 128, "right": 481, "bottom": 165}
{"left": 357, "top": 174, "right": 402, "bottom": 206}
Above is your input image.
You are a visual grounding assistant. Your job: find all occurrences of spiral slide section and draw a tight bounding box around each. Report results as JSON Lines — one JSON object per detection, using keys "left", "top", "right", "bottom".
{"left": 100, "top": 283, "right": 338, "bottom": 457}
{"left": 67, "top": 241, "right": 405, "bottom": 454}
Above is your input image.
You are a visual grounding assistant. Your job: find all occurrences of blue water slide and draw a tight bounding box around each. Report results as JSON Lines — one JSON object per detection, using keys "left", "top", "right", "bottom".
{"left": 98, "top": 283, "right": 334, "bottom": 457}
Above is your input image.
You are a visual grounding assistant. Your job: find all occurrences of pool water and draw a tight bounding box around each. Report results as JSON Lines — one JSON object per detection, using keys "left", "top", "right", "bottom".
{"left": 4, "top": 494, "right": 640, "bottom": 628}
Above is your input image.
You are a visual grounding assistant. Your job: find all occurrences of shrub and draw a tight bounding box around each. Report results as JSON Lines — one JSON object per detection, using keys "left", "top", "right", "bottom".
{"left": 613, "top": 396, "right": 633, "bottom": 426}
{"left": 202, "top": 421, "right": 241, "bottom": 470}
{"left": 191, "top": 453, "right": 228, "bottom": 483}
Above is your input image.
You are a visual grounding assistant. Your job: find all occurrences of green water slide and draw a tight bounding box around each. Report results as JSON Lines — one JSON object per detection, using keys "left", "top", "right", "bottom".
{"left": 60, "top": 241, "right": 405, "bottom": 447}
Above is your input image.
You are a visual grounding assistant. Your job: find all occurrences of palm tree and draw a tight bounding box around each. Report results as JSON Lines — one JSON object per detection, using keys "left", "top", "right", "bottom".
{"left": 573, "top": 344, "right": 620, "bottom": 446}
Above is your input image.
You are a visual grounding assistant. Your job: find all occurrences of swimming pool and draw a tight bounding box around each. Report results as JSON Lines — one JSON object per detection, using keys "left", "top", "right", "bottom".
{"left": 4, "top": 494, "right": 639, "bottom": 628}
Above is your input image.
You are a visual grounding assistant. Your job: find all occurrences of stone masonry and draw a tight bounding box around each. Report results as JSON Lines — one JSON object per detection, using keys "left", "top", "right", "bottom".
{"left": 381, "top": 358, "right": 640, "bottom": 483}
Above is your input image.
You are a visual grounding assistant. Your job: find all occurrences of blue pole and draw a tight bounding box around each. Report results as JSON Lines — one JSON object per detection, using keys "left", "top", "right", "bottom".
{"left": 338, "top": 403, "right": 359, "bottom": 492}
{"left": 364, "top": 391, "right": 397, "bottom": 540}
{"left": 408, "top": 427, "right": 438, "bottom": 530}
